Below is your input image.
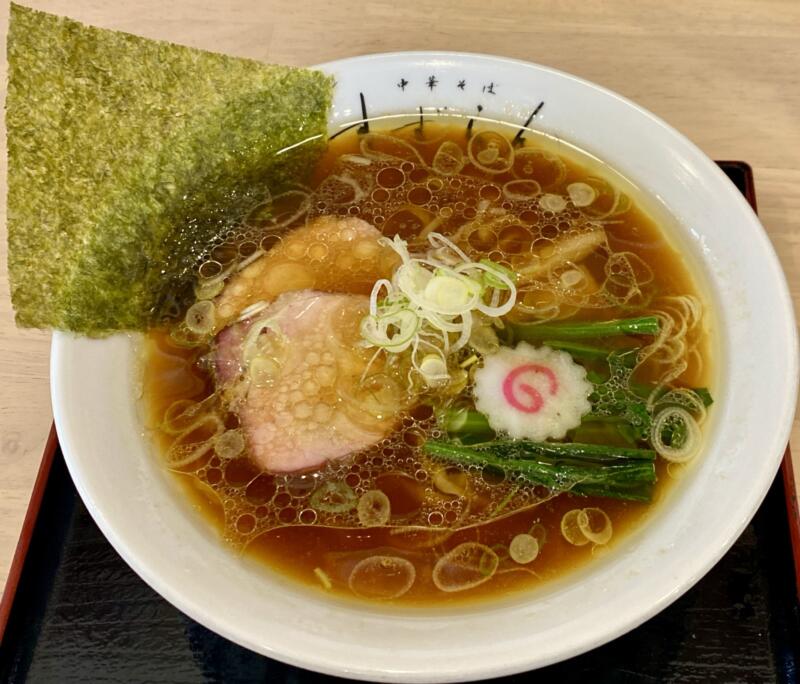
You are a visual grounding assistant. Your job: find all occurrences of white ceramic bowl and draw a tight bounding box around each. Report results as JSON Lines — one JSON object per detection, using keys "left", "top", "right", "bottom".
{"left": 51, "top": 52, "right": 798, "bottom": 681}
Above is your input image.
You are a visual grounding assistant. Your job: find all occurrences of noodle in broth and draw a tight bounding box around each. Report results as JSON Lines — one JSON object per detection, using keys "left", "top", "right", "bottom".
{"left": 142, "top": 117, "right": 712, "bottom": 604}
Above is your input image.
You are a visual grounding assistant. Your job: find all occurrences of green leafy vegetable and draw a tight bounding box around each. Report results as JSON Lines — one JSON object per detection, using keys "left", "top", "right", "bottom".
{"left": 440, "top": 407, "right": 494, "bottom": 436}
{"left": 588, "top": 350, "right": 713, "bottom": 439}
{"left": 542, "top": 341, "right": 713, "bottom": 411}
{"left": 508, "top": 316, "right": 660, "bottom": 342}
{"left": 569, "top": 419, "right": 639, "bottom": 447}
{"left": 441, "top": 336, "right": 712, "bottom": 449}
{"left": 424, "top": 439, "right": 656, "bottom": 502}
{"left": 443, "top": 407, "right": 639, "bottom": 447}
{"left": 589, "top": 350, "right": 653, "bottom": 440}
{"left": 461, "top": 439, "right": 656, "bottom": 464}
{"left": 542, "top": 339, "right": 640, "bottom": 362}
{"left": 7, "top": 3, "right": 334, "bottom": 334}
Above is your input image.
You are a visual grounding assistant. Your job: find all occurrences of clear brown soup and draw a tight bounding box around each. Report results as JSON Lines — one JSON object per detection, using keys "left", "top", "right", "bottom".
{"left": 141, "top": 118, "right": 711, "bottom": 605}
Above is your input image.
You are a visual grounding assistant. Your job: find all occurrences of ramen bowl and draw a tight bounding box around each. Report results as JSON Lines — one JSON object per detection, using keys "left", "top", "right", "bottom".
{"left": 51, "top": 52, "right": 798, "bottom": 681}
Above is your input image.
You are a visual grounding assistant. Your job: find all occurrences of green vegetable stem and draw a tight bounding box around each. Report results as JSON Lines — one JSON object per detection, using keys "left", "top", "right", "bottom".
{"left": 424, "top": 439, "right": 656, "bottom": 502}
{"left": 508, "top": 316, "right": 660, "bottom": 342}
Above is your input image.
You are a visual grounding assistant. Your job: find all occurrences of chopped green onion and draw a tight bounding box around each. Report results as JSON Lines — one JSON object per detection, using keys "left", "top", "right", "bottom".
{"left": 509, "top": 533, "right": 539, "bottom": 564}
{"left": 419, "top": 353, "right": 449, "bottom": 387}
{"left": 314, "top": 567, "right": 333, "bottom": 590}
{"left": 459, "top": 354, "right": 479, "bottom": 369}
{"left": 651, "top": 407, "right": 701, "bottom": 463}
{"left": 360, "top": 308, "right": 420, "bottom": 351}
{"left": 360, "top": 233, "right": 519, "bottom": 390}
{"left": 479, "top": 259, "right": 517, "bottom": 290}
{"left": 309, "top": 481, "right": 357, "bottom": 513}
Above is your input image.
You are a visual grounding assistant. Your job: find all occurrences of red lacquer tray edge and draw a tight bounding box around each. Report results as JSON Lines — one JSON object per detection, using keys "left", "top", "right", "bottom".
{"left": 0, "top": 424, "right": 59, "bottom": 645}
{"left": 781, "top": 450, "right": 800, "bottom": 598}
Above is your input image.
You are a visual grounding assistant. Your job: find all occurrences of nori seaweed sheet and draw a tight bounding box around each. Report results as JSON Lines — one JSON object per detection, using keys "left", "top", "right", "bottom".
{"left": 6, "top": 3, "right": 333, "bottom": 334}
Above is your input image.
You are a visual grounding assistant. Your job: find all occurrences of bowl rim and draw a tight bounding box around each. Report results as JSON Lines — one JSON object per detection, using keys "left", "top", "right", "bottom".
{"left": 51, "top": 50, "right": 799, "bottom": 681}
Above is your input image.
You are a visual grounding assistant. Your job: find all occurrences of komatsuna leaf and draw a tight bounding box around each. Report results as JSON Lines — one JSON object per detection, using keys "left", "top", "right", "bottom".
{"left": 6, "top": 3, "right": 334, "bottom": 334}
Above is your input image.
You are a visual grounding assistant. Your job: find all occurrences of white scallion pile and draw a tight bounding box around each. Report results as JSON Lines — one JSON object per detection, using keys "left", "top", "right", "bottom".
{"left": 359, "top": 232, "right": 517, "bottom": 387}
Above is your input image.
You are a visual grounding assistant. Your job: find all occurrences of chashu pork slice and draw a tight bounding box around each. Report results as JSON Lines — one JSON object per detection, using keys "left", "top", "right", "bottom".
{"left": 214, "top": 216, "right": 400, "bottom": 330}
{"left": 215, "top": 289, "right": 407, "bottom": 473}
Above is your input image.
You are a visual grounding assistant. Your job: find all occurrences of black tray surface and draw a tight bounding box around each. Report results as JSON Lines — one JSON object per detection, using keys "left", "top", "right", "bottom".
{"left": 1, "top": 162, "right": 798, "bottom": 684}
{"left": 2, "top": 446, "right": 798, "bottom": 683}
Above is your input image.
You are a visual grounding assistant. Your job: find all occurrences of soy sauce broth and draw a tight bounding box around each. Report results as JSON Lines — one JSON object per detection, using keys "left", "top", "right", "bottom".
{"left": 141, "top": 117, "right": 713, "bottom": 605}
